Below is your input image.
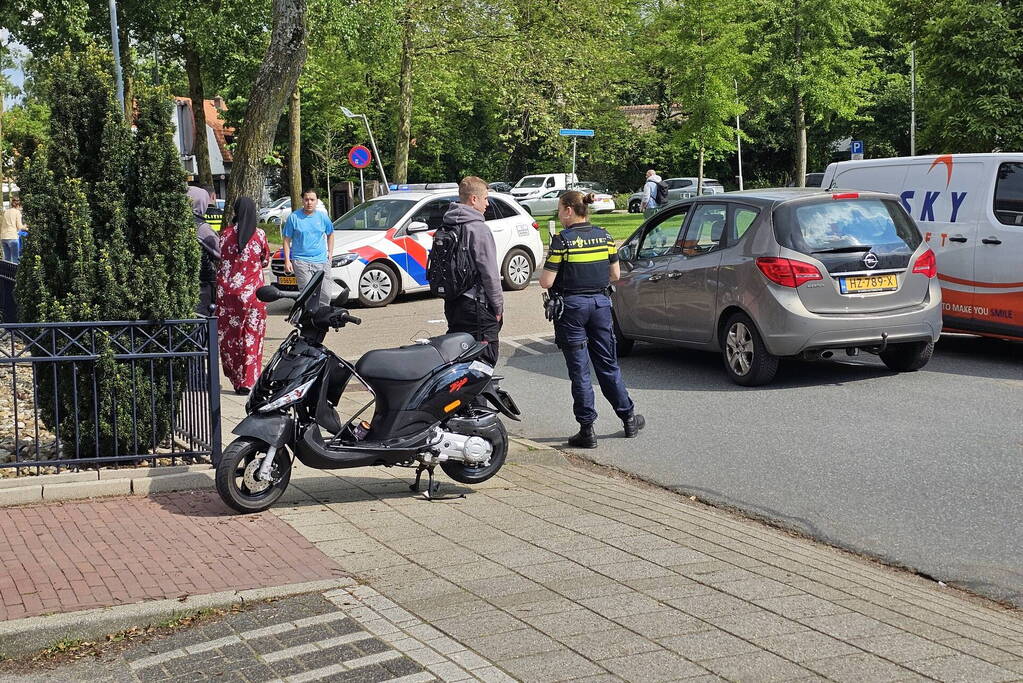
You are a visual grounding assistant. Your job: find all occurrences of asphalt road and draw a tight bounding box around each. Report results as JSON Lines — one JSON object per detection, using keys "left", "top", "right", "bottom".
{"left": 262, "top": 281, "right": 1023, "bottom": 608}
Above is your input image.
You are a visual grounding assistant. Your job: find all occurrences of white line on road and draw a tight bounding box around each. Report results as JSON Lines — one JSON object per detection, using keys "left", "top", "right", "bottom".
{"left": 503, "top": 339, "right": 542, "bottom": 355}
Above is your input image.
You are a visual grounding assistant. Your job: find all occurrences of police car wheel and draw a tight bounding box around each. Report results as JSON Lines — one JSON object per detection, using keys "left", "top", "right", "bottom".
{"left": 501, "top": 249, "right": 533, "bottom": 291}
{"left": 628, "top": 200, "right": 641, "bottom": 213}
{"left": 722, "top": 313, "right": 779, "bottom": 386}
{"left": 358, "top": 263, "right": 399, "bottom": 307}
{"left": 613, "top": 316, "right": 634, "bottom": 357}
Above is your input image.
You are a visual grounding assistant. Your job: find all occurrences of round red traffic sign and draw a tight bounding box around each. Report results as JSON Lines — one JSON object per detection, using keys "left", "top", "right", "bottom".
{"left": 348, "top": 145, "right": 372, "bottom": 169}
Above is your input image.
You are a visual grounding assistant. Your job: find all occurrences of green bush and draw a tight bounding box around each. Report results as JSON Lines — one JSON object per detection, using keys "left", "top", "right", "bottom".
{"left": 14, "top": 45, "right": 199, "bottom": 461}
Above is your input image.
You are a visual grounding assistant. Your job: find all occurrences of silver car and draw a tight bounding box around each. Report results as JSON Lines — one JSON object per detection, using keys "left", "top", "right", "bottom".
{"left": 627, "top": 177, "right": 726, "bottom": 213}
{"left": 612, "top": 189, "right": 943, "bottom": 385}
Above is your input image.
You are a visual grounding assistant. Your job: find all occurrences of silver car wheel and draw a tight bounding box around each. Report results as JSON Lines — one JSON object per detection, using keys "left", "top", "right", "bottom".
{"left": 508, "top": 254, "right": 531, "bottom": 286}
{"left": 360, "top": 268, "right": 393, "bottom": 303}
{"left": 726, "top": 322, "right": 755, "bottom": 376}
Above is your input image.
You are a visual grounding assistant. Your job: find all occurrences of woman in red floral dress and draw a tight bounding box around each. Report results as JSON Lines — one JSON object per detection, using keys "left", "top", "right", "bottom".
{"left": 217, "top": 197, "right": 270, "bottom": 394}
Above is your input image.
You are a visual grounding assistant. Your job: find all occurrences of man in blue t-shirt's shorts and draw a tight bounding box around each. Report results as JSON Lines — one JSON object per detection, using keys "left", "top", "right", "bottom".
{"left": 283, "top": 189, "right": 335, "bottom": 305}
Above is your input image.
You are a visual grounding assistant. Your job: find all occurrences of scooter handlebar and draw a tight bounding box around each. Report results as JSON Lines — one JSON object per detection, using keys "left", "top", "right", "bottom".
{"left": 345, "top": 314, "right": 362, "bottom": 326}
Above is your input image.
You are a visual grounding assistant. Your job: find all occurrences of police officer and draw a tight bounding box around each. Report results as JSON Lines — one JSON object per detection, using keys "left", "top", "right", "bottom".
{"left": 539, "top": 191, "right": 644, "bottom": 448}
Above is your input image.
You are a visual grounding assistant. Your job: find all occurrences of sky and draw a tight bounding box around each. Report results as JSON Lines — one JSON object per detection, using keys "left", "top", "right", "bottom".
{"left": 1, "top": 29, "right": 27, "bottom": 105}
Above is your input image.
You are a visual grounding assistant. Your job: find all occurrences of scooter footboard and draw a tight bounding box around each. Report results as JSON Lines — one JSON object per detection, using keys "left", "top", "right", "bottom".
{"left": 294, "top": 425, "right": 428, "bottom": 470}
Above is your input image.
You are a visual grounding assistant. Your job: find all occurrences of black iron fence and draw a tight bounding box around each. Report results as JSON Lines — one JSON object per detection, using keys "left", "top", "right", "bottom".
{"left": 0, "top": 313, "right": 222, "bottom": 474}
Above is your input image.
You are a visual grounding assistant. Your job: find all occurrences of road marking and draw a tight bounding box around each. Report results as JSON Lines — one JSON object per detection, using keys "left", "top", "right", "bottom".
{"left": 529, "top": 335, "right": 555, "bottom": 345}
{"left": 504, "top": 339, "right": 542, "bottom": 355}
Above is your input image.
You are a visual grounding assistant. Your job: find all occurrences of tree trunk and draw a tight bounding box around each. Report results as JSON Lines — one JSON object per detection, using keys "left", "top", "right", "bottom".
{"left": 118, "top": 21, "right": 134, "bottom": 121}
{"left": 183, "top": 42, "right": 214, "bottom": 191}
{"left": 289, "top": 85, "right": 301, "bottom": 207}
{"left": 224, "top": 0, "right": 308, "bottom": 223}
{"left": 793, "top": 0, "right": 807, "bottom": 186}
{"left": 393, "top": 2, "right": 414, "bottom": 185}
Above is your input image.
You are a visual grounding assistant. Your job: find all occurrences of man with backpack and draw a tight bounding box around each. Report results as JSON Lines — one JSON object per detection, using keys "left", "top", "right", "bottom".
{"left": 431, "top": 176, "right": 503, "bottom": 366}
{"left": 640, "top": 169, "right": 666, "bottom": 218}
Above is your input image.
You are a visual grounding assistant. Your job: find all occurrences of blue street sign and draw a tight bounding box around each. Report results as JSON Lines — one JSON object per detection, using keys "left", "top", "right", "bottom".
{"left": 559, "top": 129, "right": 595, "bottom": 137}
{"left": 850, "top": 140, "right": 864, "bottom": 155}
{"left": 348, "top": 145, "right": 372, "bottom": 169}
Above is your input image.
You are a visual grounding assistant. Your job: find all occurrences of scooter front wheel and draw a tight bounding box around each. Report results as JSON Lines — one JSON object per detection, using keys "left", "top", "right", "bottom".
{"left": 216, "top": 437, "right": 293, "bottom": 514}
{"left": 440, "top": 417, "right": 508, "bottom": 484}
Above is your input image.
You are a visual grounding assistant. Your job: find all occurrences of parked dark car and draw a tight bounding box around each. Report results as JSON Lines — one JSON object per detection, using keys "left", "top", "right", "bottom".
{"left": 489, "top": 181, "right": 514, "bottom": 193}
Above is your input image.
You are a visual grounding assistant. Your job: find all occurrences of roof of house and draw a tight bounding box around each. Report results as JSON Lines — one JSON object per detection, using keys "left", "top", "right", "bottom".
{"left": 173, "top": 97, "right": 234, "bottom": 163}
{"left": 618, "top": 104, "right": 684, "bottom": 132}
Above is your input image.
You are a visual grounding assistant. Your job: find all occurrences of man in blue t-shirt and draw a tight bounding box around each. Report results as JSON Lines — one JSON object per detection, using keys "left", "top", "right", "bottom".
{"left": 283, "top": 189, "right": 335, "bottom": 305}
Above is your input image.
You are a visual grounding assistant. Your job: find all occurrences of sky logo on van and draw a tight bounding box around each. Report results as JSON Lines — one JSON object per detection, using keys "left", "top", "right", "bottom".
{"left": 898, "top": 155, "right": 968, "bottom": 223}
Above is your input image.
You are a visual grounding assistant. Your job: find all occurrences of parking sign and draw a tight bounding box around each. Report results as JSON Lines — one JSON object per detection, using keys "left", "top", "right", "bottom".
{"left": 851, "top": 140, "right": 864, "bottom": 161}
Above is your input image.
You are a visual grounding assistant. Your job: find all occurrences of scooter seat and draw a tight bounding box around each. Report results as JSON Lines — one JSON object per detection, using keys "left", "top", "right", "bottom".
{"left": 356, "top": 333, "right": 477, "bottom": 382}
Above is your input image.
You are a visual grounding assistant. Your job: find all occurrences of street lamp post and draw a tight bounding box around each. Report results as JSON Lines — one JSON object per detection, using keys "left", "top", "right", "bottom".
{"left": 341, "top": 107, "right": 388, "bottom": 194}
{"left": 108, "top": 0, "right": 125, "bottom": 111}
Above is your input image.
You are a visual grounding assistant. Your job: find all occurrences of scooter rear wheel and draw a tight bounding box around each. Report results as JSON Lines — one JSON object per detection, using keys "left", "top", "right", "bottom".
{"left": 440, "top": 417, "right": 508, "bottom": 484}
{"left": 216, "top": 437, "right": 292, "bottom": 514}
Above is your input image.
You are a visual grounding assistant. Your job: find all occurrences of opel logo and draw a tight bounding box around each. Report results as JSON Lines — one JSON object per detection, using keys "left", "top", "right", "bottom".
{"left": 863, "top": 252, "right": 879, "bottom": 269}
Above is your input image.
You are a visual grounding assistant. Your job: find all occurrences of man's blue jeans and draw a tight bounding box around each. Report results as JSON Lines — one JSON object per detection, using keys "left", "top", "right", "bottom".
{"left": 554, "top": 293, "right": 634, "bottom": 425}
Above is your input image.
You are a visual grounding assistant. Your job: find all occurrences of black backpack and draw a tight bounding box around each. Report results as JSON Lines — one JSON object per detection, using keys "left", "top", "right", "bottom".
{"left": 654, "top": 179, "right": 669, "bottom": 205}
{"left": 427, "top": 221, "right": 478, "bottom": 300}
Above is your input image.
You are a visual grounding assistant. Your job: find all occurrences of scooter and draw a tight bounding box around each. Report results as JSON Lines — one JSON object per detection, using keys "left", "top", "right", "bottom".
{"left": 215, "top": 271, "right": 521, "bottom": 513}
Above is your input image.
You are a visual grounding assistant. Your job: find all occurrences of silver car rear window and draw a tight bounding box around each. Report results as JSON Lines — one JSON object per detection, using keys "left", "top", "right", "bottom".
{"left": 776, "top": 199, "right": 922, "bottom": 253}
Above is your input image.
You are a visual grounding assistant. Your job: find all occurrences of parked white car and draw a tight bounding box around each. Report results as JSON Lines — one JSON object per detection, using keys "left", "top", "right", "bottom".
{"left": 270, "top": 190, "right": 544, "bottom": 307}
{"left": 519, "top": 186, "right": 615, "bottom": 215}
{"left": 258, "top": 197, "right": 327, "bottom": 225}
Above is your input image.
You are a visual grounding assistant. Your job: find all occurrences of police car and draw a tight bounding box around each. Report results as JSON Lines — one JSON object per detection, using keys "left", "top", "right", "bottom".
{"left": 270, "top": 190, "right": 544, "bottom": 307}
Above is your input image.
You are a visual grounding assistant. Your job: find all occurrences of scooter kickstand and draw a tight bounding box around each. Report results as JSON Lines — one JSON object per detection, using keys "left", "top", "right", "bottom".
{"left": 410, "top": 464, "right": 440, "bottom": 500}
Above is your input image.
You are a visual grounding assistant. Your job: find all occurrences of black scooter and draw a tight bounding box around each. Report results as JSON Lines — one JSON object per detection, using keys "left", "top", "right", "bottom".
{"left": 216, "top": 271, "right": 521, "bottom": 513}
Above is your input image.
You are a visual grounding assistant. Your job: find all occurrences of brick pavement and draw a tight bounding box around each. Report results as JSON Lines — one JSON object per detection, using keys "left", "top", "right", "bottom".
{"left": 267, "top": 449, "right": 1023, "bottom": 682}
{"left": 0, "top": 491, "right": 342, "bottom": 621}
{"left": 6, "top": 584, "right": 507, "bottom": 683}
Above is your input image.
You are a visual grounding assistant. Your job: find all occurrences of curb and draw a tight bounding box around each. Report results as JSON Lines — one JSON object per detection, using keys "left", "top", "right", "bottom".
{"left": 0, "top": 465, "right": 215, "bottom": 507}
{"left": 0, "top": 578, "right": 355, "bottom": 659}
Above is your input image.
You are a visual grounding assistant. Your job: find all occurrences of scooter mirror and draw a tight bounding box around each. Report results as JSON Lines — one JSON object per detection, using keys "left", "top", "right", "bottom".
{"left": 332, "top": 279, "right": 350, "bottom": 306}
{"left": 256, "top": 285, "right": 281, "bottom": 303}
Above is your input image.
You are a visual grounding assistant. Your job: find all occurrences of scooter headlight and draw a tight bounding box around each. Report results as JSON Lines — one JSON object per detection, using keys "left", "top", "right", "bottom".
{"left": 331, "top": 252, "right": 359, "bottom": 268}
{"left": 259, "top": 378, "right": 316, "bottom": 413}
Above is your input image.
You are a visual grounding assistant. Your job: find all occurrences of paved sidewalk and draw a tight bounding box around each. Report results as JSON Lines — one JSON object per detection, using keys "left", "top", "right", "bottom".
{"left": 0, "top": 490, "right": 342, "bottom": 621}
{"left": 266, "top": 445, "right": 1023, "bottom": 682}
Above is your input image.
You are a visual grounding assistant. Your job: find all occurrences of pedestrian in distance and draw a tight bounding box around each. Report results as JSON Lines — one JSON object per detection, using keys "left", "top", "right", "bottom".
{"left": 439, "top": 176, "right": 504, "bottom": 366}
{"left": 188, "top": 185, "right": 221, "bottom": 315}
{"left": 1, "top": 196, "right": 25, "bottom": 263}
{"left": 283, "top": 189, "right": 334, "bottom": 307}
{"left": 540, "top": 190, "right": 644, "bottom": 448}
{"left": 217, "top": 197, "right": 270, "bottom": 395}
{"left": 641, "top": 169, "right": 663, "bottom": 218}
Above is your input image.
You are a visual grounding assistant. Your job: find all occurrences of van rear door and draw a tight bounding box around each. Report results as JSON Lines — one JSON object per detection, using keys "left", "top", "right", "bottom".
{"left": 975, "top": 161, "right": 1023, "bottom": 338}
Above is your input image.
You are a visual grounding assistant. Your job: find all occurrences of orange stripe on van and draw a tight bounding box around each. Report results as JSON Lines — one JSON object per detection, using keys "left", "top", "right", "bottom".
{"left": 938, "top": 274, "right": 1023, "bottom": 289}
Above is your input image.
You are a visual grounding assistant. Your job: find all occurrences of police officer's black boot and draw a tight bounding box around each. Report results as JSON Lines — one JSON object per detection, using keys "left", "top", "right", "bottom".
{"left": 623, "top": 413, "right": 646, "bottom": 438}
{"left": 568, "top": 423, "right": 597, "bottom": 449}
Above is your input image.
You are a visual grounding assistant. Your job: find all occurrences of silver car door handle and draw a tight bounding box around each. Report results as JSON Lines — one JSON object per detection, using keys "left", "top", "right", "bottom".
{"left": 981, "top": 236, "right": 1002, "bottom": 245}
{"left": 948, "top": 234, "right": 968, "bottom": 243}
{"left": 667, "top": 271, "right": 682, "bottom": 280}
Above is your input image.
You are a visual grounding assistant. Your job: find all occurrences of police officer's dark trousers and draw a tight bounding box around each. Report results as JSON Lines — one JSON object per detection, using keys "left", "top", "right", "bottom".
{"left": 555, "top": 293, "right": 633, "bottom": 425}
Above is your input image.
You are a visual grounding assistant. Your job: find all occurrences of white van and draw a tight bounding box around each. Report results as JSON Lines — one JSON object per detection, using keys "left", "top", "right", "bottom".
{"left": 822, "top": 154, "right": 1023, "bottom": 341}
{"left": 509, "top": 173, "right": 577, "bottom": 201}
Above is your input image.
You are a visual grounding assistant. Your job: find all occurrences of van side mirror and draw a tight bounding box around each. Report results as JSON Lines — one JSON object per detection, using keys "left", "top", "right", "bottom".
{"left": 407, "top": 221, "right": 430, "bottom": 234}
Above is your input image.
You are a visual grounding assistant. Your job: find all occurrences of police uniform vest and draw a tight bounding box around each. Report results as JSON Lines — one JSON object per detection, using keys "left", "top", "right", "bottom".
{"left": 543, "top": 223, "right": 618, "bottom": 295}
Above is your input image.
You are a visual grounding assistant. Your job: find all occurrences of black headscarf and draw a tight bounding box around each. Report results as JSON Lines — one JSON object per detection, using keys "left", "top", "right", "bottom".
{"left": 233, "top": 197, "right": 258, "bottom": 250}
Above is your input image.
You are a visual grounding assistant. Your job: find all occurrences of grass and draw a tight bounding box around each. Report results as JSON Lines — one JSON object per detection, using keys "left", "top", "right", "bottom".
{"left": 532, "top": 212, "right": 644, "bottom": 245}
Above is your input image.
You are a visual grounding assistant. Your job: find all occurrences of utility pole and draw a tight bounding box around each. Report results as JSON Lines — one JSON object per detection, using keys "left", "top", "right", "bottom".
{"left": 108, "top": 0, "right": 125, "bottom": 111}
{"left": 910, "top": 47, "right": 916, "bottom": 157}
